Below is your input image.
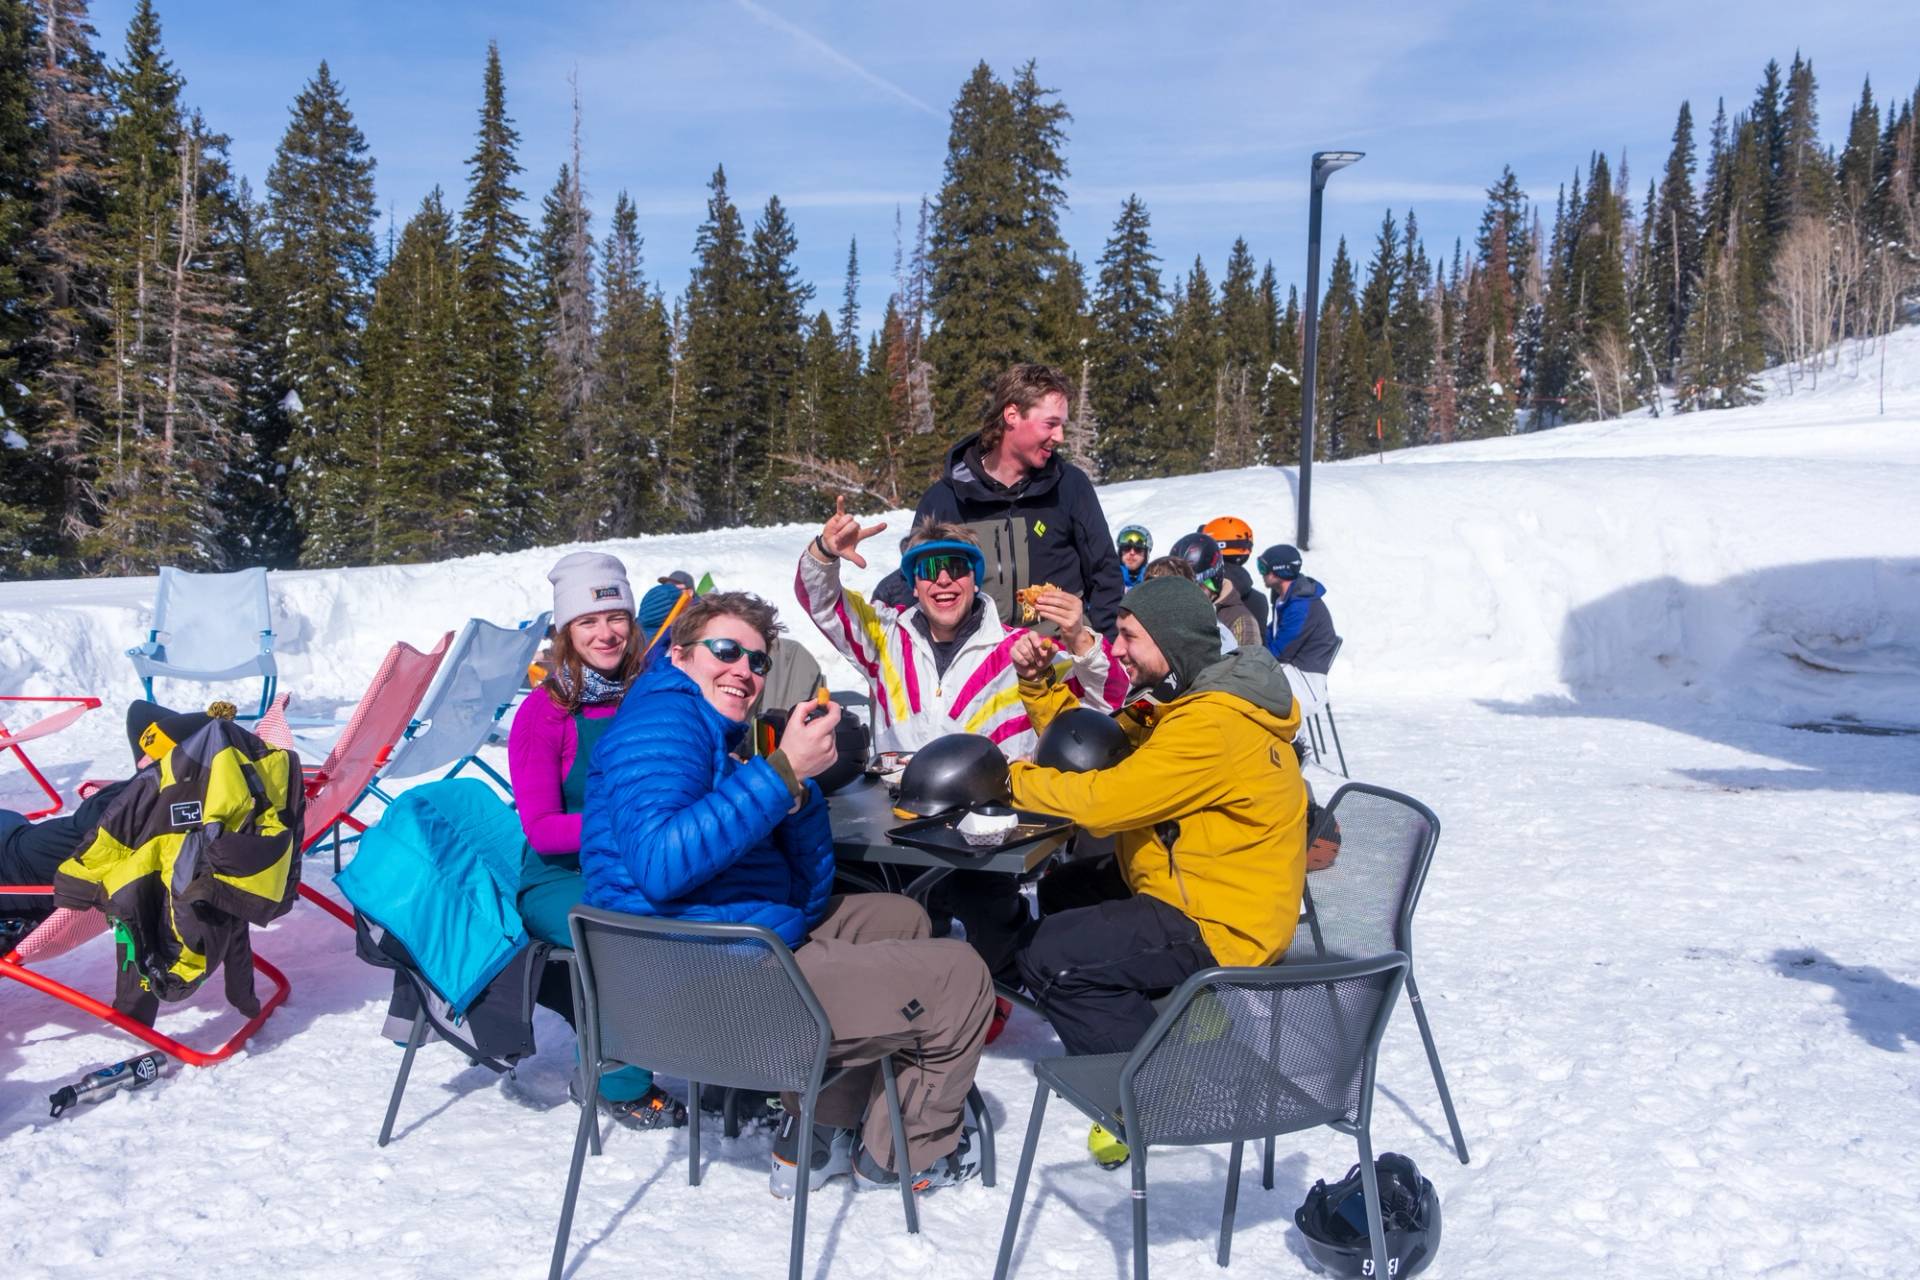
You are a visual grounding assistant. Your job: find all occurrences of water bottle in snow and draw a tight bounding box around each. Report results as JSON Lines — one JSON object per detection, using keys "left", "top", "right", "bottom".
{"left": 47, "top": 1050, "right": 172, "bottom": 1118}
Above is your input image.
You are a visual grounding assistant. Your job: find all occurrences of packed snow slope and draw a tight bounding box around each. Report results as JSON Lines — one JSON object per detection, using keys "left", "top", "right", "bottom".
{"left": 2, "top": 334, "right": 1918, "bottom": 1280}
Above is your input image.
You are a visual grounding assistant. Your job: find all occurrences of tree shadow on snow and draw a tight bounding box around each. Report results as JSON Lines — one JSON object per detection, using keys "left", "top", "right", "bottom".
{"left": 1772, "top": 948, "right": 1920, "bottom": 1052}
{"left": 1484, "top": 558, "right": 1920, "bottom": 796}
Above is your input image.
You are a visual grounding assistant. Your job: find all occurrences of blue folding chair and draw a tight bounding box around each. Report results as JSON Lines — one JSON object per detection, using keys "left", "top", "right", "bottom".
{"left": 126, "top": 567, "right": 277, "bottom": 720}
{"left": 370, "top": 613, "right": 550, "bottom": 798}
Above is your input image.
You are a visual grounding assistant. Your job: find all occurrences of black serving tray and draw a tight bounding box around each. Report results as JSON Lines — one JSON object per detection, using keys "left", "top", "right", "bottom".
{"left": 886, "top": 807, "right": 1074, "bottom": 857}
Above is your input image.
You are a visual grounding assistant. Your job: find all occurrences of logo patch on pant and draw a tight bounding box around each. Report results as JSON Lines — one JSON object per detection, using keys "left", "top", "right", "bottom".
{"left": 169, "top": 801, "right": 203, "bottom": 828}
{"left": 900, "top": 998, "right": 924, "bottom": 1022}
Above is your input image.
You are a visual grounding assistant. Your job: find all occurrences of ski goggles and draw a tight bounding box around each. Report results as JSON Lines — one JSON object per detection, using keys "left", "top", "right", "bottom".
{"left": 1117, "top": 532, "right": 1150, "bottom": 552}
{"left": 1257, "top": 556, "right": 1299, "bottom": 579}
{"left": 901, "top": 540, "right": 987, "bottom": 585}
{"left": 696, "top": 637, "right": 772, "bottom": 676}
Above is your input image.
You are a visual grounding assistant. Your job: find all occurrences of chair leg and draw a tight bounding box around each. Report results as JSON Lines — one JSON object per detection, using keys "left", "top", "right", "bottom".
{"left": 1261, "top": 1135, "right": 1274, "bottom": 1190}
{"left": 969, "top": 1083, "right": 997, "bottom": 1187}
{"left": 1218, "top": 1140, "right": 1243, "bottom": 1267}
{"left": 1406, "top": 971, "right": 1470, "bottom": 1164}
{"left": 1131, "top": 1141, "right": 1150, "bottom": 1280}
{"left": 688, "top": 1079, "right": 703, "bottom": 1186}
{"left": 879, "top": 1056, "right": 921, "bottom": 1234}
{"left": 1356, "top": 1129, "right": 1390, "bottom": 1280}
{"left": 377, "top": 1006, "right": 428, "bottom": 1147}
{"left": 993, "top": 1081, "right": 1050, "bottom": 1280}
{"left": 787, "top": 1092, "right": 816, "bottom": 1280}
{"left": 721, "top": 1086, "right": 740, "bottom": 1140}
{"left": 1305, "top": 714, "right": 1323, "bottom": 763}
{"left": 1324, "top": 704, "right": 1348, "bottom": 778}
{"left": 549, "top": 1073, "right": 599, "bottom": 1280}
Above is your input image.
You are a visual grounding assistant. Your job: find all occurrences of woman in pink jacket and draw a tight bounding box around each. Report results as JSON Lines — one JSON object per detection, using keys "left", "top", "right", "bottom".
{"left": 509, "top": 551, "right": 683, "bottom": 1129}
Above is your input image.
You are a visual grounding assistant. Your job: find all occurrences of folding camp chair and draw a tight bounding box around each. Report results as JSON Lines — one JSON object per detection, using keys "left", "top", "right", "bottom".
{"left": 126, "top": 567, "right": 278, "bottom": 720}
{"left": 289, "top": 634, "right": 453, "bottom": 929}
{"left": 552, "top": 908, "right": 993, "bottom": 1280}
{"left": 993, "top": 954, "right": 1411, "bottom": 1280}
{"left": 373, "top": 614, "right": 550, "bottom": 797}
{"left": 1302, "top": 636, "right": 1348, "bottom": 778}
{"left": 0, "top": 893, "right": 291, "bottom": 1067}
{"left": 0, "top": 695, "right": 102, "bottom": 819}
{"left": 1285, "top": 782, "right": 1467, "bottom": 1165}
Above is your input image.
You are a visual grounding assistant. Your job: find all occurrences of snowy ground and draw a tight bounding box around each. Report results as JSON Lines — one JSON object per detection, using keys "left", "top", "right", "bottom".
{"left": 3, "top": 335, "right": 1918, "bottom": 1277}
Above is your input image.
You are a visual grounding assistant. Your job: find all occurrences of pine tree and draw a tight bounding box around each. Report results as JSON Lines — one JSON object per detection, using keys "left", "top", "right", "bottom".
{"left": 1836, "top": 78, "right": 1880, "bottom": 221}
{"left": 457, "top": 41, "right": 533, "bottom": 548}
{"left": 1779, "top": 53, "right": 1832, "bottom": 226}
{"left": 529, "top": 104, "right": 597, "bottom": 542}
{"left": 1265, "top": 278, "right": 1302, "bottom": 463}
{"left": 593, "top": 190, "right": 679, "bottom": 534}
{"left": 837, "top": 236, "right": 860, "bottom": 360}
{"left": 1566, "top": 152, "right": 1631, "bottom": 418}
{"left": 215, "top": 178, "right": 298, "bottom": 568}
{"left": 745, "top": 193, "right": 813, "bottom": 522}
{"left": 1316, "top": 238, "right": 1371, "bottom": 458}
{"left": 1389, "top": 212, "right": 1433, "bottom": 444}
{"left": 1159, "top": 256, "right": 1218, "bottom": 474}
{"left": 928, "top": 61, "right": 1070, "bottom": 431}
{"left": 1356, "top": 210, "right": 1402, "bottom": 449}
{"left": 263, "top": 60, "right": 377, "bottom": 566}
{"left": 1088, "top": 194, "right": 1162, "bottom": 480}
{"left": 0, "top": 0, "right": 58, "bottom": 572}
{"left": 1647, "top": 101, "right": 1702, "bottom": 379}
{"left": 682, "top": 164, "right": 753, "bottom": 526}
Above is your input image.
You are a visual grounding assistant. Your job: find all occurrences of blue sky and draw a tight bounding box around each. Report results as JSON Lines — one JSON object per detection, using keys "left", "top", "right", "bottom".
{"left": 94, "top": 0, "right": 1920, "bottom": 340}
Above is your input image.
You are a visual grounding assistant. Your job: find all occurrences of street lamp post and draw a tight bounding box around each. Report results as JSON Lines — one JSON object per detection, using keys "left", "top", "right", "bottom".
{"left": 1296, "top": 150, "right": 1363, "bottom": 551}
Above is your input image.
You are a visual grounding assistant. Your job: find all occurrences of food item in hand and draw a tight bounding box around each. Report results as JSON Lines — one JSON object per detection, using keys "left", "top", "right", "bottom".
{"left": 1016, "top": 582, "right": 1062, "bottom": 624}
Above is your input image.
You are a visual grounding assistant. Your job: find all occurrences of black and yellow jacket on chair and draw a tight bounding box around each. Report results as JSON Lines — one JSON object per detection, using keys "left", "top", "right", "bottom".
{"left": 54, "top": 718, "right": 303, "bottom": 1022}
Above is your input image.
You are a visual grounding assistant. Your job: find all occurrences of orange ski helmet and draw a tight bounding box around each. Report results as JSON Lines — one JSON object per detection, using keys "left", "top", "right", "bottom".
{"left": 1201, "top": 516, "right": 1255, "bottom": 562}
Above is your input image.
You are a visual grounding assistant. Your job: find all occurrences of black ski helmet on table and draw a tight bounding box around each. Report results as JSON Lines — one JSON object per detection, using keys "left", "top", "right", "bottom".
{"left": 1168, "top": 531, "right": 1223, "bottom": 586}
{"left": 1294, "top": 1152, "right": 1441, "bottom": 1278}
{"left": 893, "top": 733, "right": 1011, "bottom": 819}
{"left": 1034, "top": 708, "right": 1133, "bottom": 774}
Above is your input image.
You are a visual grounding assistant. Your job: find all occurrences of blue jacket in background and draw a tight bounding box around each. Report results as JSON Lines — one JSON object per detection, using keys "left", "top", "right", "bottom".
{"left": 1266, "top": 576, "right": 1338, "bottom": 675}
{"left": 336, "top": 779, "right": 529, "bottom": 1015}
{"left": 579, "top": 658, "right": 836, "bottom": 947}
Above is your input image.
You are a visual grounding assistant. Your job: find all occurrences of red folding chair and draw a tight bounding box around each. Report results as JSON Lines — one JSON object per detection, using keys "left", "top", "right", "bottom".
{"left": 289, "top": 634, "right": 453, "bottom": 929}
{"left": 0, "top": 695, "right": 103, "bottom": 819}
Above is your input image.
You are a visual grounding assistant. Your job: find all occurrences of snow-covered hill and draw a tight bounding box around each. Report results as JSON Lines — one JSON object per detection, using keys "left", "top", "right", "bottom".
{"left": 3, "top": 334, "right": 1918, "bottom": 1279}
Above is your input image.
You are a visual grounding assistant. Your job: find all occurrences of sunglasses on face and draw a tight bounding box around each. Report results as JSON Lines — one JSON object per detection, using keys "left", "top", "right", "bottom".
{"left": 696, "top": 636, "right": 771, "bottom": 676}
{"left": 912, "top": 553, "right": 976, "bottom": 583}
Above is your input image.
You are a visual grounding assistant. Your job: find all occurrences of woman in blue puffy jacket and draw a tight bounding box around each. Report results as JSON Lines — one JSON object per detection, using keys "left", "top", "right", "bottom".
{"left": 580, "top": 591, "right": 994, "bottom": 1199}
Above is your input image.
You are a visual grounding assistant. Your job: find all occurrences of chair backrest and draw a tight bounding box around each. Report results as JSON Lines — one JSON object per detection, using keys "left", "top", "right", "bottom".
{"left": 1120, "top": 953, "right": 1408, "bottom": 1150}
{"left": 380, "top": 614, "right": 549, "bottom": 781}
{"left": 150, "top": 567, "right": 273, "bottom": 668}
{"left": 303, "top": 634, "right": 453, "bottom": 848}
{"left": 568, "top": 906, "right": 831, "bottom": 1097}
{"left": 1297, "top": 783, "right": 1439, "bottom": 961}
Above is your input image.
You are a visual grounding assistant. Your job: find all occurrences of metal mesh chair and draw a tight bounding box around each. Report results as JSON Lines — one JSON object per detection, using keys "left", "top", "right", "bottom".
{"left": 126, "top": 566, "right": 278, "bottom": 719}
{"left": 1302, "top": 636, "right": 1347, "bottom": 778}
{"left": 1287, "top": 782, "right": 1468, "bottom": 1165}
{"left": 993, "top": 954, "right": 1410, "bottom": 1280}
{"left": 552, "top": 907, "right": 929, "bottom": 1280}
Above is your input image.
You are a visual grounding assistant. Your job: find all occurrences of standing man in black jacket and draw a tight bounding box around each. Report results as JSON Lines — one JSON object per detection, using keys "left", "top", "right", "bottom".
{"left": 875, "top": 363, "right": 1124, "bottom": 636}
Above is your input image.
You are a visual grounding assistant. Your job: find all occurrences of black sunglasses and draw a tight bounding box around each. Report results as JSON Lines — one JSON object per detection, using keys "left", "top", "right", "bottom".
{"left": 912, "top": 553, "right": 976, "bottom": 583}
{"left": 696, "top": 636, "right": 771, "bottom": 676}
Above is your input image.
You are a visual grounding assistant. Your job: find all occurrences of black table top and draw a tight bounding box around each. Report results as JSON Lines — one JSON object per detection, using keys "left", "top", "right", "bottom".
{"left": 826, "top": 774, "right": 1065, "bottom": 877}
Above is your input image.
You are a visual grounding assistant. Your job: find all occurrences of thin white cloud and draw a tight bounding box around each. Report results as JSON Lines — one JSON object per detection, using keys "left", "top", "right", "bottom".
{"left": 729, "top": 0, "right": 940, "bottom": 119}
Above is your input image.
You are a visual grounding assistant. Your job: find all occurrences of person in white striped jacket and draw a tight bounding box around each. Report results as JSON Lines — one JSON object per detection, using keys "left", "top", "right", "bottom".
{"left": 796, "top": 498, "right": 1124, "bottom": 760}
{"left": 797, "top": 499, "right": 1124, "bottom": 995}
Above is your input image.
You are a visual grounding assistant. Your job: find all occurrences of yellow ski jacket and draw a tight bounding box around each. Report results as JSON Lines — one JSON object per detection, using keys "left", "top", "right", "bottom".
{"left": 1009, "top": 646, "right": 1309, "bottom": 968}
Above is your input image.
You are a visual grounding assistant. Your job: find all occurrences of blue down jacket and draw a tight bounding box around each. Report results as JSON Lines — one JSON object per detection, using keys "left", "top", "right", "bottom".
{"left": 335, "top": 779, "right": 529, "bottom": 1015}
{"left": 578, "top": 657, "right": 836, "bottom": 947}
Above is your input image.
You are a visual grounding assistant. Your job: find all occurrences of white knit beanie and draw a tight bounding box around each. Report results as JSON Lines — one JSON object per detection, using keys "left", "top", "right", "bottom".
{"left": 548, "top": 551, "right": 635, "bottom": 630}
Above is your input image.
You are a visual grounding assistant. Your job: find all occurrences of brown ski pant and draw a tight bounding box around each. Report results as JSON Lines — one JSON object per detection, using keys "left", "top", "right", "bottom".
{"left": 786, "top": 893, "right": 993, "bottom": 1174}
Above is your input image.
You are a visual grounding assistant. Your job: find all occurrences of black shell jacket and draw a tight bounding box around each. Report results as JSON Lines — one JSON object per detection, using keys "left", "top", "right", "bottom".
{"left": 875, "top": 433, "right": 1124, "bottom": 636}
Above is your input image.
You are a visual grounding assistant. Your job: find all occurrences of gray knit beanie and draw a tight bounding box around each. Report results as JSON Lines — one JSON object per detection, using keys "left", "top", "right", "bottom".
{"left": 1120, "top": 575, "right": 1224, "bottom": 695}
{"left": 549, "top": 551, "right": 635, "bottom": 630}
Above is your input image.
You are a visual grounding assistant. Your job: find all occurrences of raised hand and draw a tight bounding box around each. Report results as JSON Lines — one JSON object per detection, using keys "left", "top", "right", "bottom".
{"left": 1009, "top": 630, "right": 1058, "bottom": 682}
{"left": 778, "top": 698, "right": 843, "bottom": 780}
{"left": 1032, "top": 588, "right": 1091, "bottom": 654}
{"left": 818, "top": 494, "right": 888, "bottom": 568}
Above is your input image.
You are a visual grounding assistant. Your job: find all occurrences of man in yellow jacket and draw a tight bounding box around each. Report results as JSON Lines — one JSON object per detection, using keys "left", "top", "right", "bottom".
{"left": 1005, "top": 574, "right": 1309, "bottom": 1060}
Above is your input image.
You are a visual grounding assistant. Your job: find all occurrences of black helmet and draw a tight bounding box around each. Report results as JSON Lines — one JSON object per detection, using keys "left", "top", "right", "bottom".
{"left": 894, "top": 733, "right": 1011, "bottom": 819}
{"left": 1034, "top": 708, "right": 1133, "bottom": 773}
{"left": 1295, "top": 1153, "right": 1441, "bottom": 1278}
{"left": 1168, "top": 531, "right": 1223, "bottom": 585}
{"left": 754, "top": 707, "right": 871, "bottom": 797}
